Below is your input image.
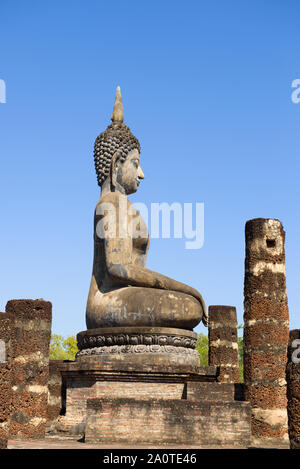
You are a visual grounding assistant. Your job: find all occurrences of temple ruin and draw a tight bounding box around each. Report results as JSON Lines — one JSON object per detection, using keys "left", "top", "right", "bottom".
{"left": 0, "top": 89, "right": 298, "bottom": 449}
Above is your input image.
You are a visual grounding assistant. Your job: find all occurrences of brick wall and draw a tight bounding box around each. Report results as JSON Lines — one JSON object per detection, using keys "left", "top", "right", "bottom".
{"left": 57, "top": 377, "right": 187, "bottom": 432}
{"left": 185, "top": 382, "right": 244, "bottom": 401}
{"left": 85, "top": 397, "right": 251, "bottom": 447}
{"left": 95, "top": 381, "right": 186, "bottom": 399}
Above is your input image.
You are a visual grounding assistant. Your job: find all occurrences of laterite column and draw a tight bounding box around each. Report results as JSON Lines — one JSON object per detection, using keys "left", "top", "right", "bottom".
{"left": 243, "top": 218, "right": 289, "bottom": 446}
{"left": 286, "top": 329, "right": 300, "bottom": 449}
{"left": 6, "top": 299, "right": 52, "bottom": 439}
{"left": 0, "top": 313, "right": 12, "bottom": 449}
{"left": 208, "top": 305, "right": 240, "bottom": 383}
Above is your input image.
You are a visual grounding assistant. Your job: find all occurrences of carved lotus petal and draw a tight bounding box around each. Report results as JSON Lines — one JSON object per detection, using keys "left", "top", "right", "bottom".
{"left": 106, "top": 336, "right": 114, "bottom": 345}
{"left": 158, "top": 335, "right": 168, "bottom": 345}
{"left": 173, "top": 337, "right": 182, "bottom": 346}
{"left": 144, "top": 335, "right": 153, "bottom": 345}
{"left": 96, "top": 336, "right": 105, "bottom": 346}
{"left": 129, "top": 336, "right": 139, "bottom": 345}
{"left": 116, "top": 334, "right": 126, "bottom": 345}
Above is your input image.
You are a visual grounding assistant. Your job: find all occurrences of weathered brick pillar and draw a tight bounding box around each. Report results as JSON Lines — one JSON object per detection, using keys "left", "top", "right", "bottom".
{"left": 47, "top": 360, "right": 65, "bottom": 423}
{"left": 6, "top": 299, "right": 52, "bottom": 439}
{"left": 243, "top": 218, "right": 289, "bottom": 446}
{"left": 286, "top": 329, "right": 300, "bottom": 449}
{"left": 0, "top": 313, "right": 12, "bottom": 449}
{"left": 208, "top": 305, "right": 240, "bottom": 383}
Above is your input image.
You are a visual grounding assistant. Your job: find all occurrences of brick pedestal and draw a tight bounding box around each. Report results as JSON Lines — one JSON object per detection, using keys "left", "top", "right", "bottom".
{"left": 6, "top": 299, "right": 52, "bottom": 439}
{"left": 57, "top": 356, "right": 251, "bottom": 447}
{"left": 208, "top": 305, "right": 240, "bottom": 383}
{"left": 243, "top": 218, "right": 289, "bottom": 446}
{"left": 57, "top": 357, "right": 217, "bottom": 433}
{"left": 286, "top": 329, "right": 300, "bottom": 449}
{"left": 0, "top": 313, "right": 12, "bottom": 449}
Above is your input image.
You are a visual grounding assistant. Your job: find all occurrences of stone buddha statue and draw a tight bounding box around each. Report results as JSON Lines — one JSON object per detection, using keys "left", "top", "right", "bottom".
{"left": 78, "top": 87, "right": 207, "bottom": 369}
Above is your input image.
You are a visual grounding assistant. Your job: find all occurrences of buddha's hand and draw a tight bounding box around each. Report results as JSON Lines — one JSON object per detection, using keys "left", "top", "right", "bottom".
{"left": 202, "top": 309, "right": 208, "bottom": 327}
{"left": 188, "top": 287, "right": 208, "bottom": 327}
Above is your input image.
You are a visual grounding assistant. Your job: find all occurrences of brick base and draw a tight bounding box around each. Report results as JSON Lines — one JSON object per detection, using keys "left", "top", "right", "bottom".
{"left": 56, "top": 361, "right": 218, "bottom": 433}
{"left": 55, "top": 358, "right": 251, "bottom": 446}
{"left": 85, "top": 398, "right": 251, "bottom": 447}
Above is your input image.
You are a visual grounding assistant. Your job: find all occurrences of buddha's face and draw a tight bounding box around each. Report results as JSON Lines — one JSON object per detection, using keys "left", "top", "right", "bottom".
{"left": 115, "top": 149, "right": 144, "bottom": 195}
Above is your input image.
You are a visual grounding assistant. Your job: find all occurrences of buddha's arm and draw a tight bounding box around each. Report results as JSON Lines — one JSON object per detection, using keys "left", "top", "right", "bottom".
{"left": 104, "top": 237, "right": 207, "bottom": 321}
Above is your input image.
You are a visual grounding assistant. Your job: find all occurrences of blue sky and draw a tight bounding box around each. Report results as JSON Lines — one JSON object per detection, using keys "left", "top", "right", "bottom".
{"left": 0, "top": 0, "right": 299, "bottom": 337}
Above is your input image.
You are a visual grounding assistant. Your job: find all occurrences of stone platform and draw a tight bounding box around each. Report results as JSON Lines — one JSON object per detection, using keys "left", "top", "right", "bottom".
{"left": 56, "top": 355, "right": 251, "bottom": 447}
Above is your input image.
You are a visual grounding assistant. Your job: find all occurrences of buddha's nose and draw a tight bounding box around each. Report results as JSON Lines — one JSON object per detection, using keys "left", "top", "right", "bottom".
{"left": 138, "top": 167, "right": 145, "bottom": 179}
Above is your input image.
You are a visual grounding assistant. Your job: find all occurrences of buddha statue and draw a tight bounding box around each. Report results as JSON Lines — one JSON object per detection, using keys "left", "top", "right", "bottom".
{"left": 78, "top": 87, "right": 207, "bottom": 367}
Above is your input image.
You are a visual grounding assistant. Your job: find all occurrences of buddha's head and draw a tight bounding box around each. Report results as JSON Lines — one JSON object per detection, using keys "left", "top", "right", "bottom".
{"left": 94, "top": 87, "right": 144, "bottom": 194}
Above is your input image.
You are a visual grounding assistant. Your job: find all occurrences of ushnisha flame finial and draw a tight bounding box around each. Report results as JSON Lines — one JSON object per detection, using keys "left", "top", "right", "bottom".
{"left": 111, "top": 86, "right": 124, "bottom": 123}
{"left": 94, "top": 87, "right": 141, "bottom": 186}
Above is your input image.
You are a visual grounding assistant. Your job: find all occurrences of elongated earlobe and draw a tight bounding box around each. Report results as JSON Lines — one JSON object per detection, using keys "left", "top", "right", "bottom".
{"left": 110, "top": 153, "right": 118, "bottom": 190}
{"left": 110, "top": 152, "right": 124, "bottom": 193}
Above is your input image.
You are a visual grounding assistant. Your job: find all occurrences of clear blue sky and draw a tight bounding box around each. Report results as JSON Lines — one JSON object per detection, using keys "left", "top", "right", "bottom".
{"left": 0, "top": 0, "right": 299, "bottom": 337}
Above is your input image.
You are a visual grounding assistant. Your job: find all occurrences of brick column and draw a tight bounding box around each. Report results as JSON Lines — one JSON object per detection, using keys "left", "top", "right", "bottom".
{"left": 6, "top": 299, "right": 52, "bottom": 439}
{"left": 208, "top": 305, "right": 240, "bottom": 383}
{"left": 286, "top": 329, "right": 300, "bottom": 449}
{"left": 0, "top": 313, "right": 12, "bottom": 449}
{"left": 243, "top": 218, "right": 289, "bottom": 446}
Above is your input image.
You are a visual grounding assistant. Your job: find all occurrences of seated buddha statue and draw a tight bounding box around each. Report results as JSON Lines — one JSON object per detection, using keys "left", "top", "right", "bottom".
{"left": 85, "top": 87, "right": 207, "bottom": 333}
